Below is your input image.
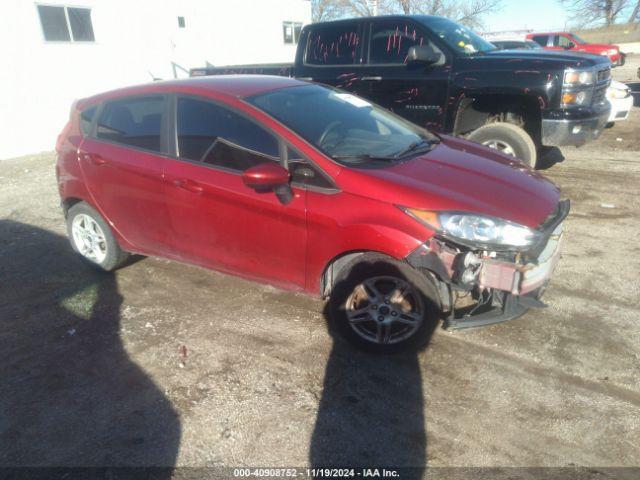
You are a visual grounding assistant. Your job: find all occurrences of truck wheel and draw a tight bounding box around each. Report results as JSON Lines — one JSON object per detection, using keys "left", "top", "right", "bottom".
{"left": 66, "top": 202, "right": 129, "bottom": 271}
{"left": 467, "top": 122, "right": 537, "bottom": 168}
{"left": 328, "top": 253, "right": 441, "bottom": 353}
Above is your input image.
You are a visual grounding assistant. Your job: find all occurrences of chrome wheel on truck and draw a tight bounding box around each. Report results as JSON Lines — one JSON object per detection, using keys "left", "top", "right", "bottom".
{"left": 481, "top": 139, "right": 516, "bottom": 157}
{"left": 467, "top": 122, "right": 537, "bottom": 168}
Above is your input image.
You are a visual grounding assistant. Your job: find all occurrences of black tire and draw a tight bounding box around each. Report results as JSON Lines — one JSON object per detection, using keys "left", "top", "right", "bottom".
{"left": 66, "top": 202, "right": 129, "bottom": 271}
{"left": 328, "top": 253, "right": 441, "bottom": 353}
{"left": 467, "top": 122, "right": 537, "bottom": 168}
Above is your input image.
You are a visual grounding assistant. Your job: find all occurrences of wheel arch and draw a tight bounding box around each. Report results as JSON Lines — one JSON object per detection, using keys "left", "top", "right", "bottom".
{"left": 62, "top": 197, "right": 85, "bottom": 218}
{"left": 453, "top": 94, "right": 542, "bottom": 144}
{"left": 320, "top": 250, "right": 399, "bottom": 298}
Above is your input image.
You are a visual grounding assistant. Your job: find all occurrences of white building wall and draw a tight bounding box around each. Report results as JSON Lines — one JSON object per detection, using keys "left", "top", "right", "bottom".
{"left": 0, "top": 0, "right": 311, "bottom": 159}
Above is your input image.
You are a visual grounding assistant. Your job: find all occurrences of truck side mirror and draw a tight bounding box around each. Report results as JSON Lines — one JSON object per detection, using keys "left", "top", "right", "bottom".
{"left": 406, "top": 45, "right": 443, "bottom": 66}
{"left": 565, "top": 42, "right": 575, "bottom": 50}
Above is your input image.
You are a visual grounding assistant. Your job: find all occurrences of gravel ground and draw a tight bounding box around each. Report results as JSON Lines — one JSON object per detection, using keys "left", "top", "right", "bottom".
{"left": 0, "top": 64, "right": 639, "bottom": 477}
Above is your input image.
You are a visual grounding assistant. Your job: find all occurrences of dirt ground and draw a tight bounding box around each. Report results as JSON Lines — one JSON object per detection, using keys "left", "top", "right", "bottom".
{"left": 1, "top": 61, "right": 639, "bottom": 477}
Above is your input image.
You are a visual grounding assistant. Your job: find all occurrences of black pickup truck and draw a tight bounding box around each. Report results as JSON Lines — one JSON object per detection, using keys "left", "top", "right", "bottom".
{"left": 191, "top": 15, "right": 612, "bottom": 167}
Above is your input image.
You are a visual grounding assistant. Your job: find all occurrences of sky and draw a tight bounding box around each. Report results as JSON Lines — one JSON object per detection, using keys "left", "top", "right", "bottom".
{"left": 482, "top": 0, "right": 570, "bottom": 34}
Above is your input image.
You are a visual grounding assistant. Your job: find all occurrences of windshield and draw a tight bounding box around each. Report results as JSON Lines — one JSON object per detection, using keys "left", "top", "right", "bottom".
{"left": 247, "top": 84, "right": 438, "bottom": 166}
{"left": 569, "top": 33, "right": 587, "bottom": 44}
{"left": 425, "top": 17, "right": 497, "bottom": 55}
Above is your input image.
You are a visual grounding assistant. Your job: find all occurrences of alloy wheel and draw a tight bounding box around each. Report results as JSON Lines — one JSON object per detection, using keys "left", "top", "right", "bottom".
{"left": 71, "top": 213, "right": 108, "bottom": 264}
{"left": 345, "top": 276, "right": 424, "bottom": 345}
{"left": 482, "top": 139, "right": 516, "bottom": 157}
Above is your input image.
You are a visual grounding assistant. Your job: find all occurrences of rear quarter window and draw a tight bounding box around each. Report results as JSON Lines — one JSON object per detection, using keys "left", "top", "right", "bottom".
{"left": 305, "top": 23, "right": 361, "bottom": 66}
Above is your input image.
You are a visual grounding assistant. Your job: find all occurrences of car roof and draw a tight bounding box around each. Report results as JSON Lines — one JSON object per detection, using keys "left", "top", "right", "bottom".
{"left": 80, "top": 75, "right": 307, "bottom": 107}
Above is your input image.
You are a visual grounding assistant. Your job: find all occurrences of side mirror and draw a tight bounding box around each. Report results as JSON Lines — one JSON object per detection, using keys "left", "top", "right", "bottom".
{"left": 564, "top": 42, "right": 575, "bottom": 50}
{"left": 241, "top": 163, "right": 290, "bottom": 190}
{"left": 406, "top": 45, "right": 443, "bottom": 66}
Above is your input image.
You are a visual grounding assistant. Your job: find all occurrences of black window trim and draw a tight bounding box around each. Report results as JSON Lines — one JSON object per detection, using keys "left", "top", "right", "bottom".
{"left": 79, "top": 103, "right": 100, "bottom": 138}
{"left": 89, "top": 94, "right": 171, "bottom": 157}
{"left": 365, "top": 18, "right": 450, "bottom": 67}
{"left": 36, "top": 3, "right": 96, "bottom": 44}
{"left": 302, "top": 22, "right": 365, "bottom": 68}
{"left": 171, "top": 93, "right": 339, "bottom": 194}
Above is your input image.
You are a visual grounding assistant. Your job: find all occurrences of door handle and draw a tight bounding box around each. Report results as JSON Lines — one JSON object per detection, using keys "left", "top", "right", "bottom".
{"left": 173, "top": 179, "right": 204, "bottom": 194}
{"left": 81, "top": 152, "right": 107, "bottom": 166}
{"left": 360, "top": 76, "right": 382, "bottom": 81}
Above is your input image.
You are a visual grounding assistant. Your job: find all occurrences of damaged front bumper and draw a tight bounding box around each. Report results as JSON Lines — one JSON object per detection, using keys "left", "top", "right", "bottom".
{"left": 406, "top": 200, "right": 570, "bottom": 329}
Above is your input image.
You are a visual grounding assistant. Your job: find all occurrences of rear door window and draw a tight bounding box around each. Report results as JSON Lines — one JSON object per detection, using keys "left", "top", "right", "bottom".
{"left": 369, "top": 20, "right": 443, "bottom": 65}
{"left": 305, "top": 23, "right": 362, "bottom": 65}
{"left": 96, "top": 96, "right": 165, "bottom": 152}
{"left": 176, "top": 97, "right": 279, "bottom": 171}
{"left": 531, "top": 35, "right": 548, "bottom": 47}
{"left": 554, "top": 35, "right": 572, "bottom": 47}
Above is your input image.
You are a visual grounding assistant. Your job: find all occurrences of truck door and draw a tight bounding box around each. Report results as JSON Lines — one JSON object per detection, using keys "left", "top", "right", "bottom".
{"left": 356, "top": 18, "right": 451, "bottom": 132}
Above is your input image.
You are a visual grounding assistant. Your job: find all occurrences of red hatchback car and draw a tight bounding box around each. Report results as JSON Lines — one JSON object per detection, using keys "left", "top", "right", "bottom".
{"left": 56, "top": 76, "right": 569, "bottom": 352}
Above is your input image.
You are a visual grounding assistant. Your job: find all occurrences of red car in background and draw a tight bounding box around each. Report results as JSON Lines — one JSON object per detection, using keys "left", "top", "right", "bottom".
{"left": 526, "top": 32, "right": 625, "bottom": 66}
{"left": 56, "top": 76, "right": 569, "bottom": 352}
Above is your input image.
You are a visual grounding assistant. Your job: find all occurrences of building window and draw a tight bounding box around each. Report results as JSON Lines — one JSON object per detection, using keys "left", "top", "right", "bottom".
{"left": 37, "top": 5, "right": 95, "bottom": 42}
{"left": 283, "top": 21, "right": 302, "bottom": 45}
{"left": 178, "top": 16, "right": 185, "bottom": 28}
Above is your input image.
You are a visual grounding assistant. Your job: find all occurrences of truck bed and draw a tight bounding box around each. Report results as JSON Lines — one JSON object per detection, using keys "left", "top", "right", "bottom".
{"left": 190, "top": 63, "right": 294, "bottom": 78}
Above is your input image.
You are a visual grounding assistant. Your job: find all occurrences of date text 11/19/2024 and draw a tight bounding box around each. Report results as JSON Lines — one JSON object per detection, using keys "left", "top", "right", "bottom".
{"left": 233, "top": 467, "right": 401, "bottom": 478}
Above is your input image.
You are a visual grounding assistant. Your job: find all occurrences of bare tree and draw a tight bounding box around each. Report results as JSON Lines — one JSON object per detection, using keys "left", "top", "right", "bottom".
{"left": 559, "top": 0, "right": 630, "bottom": 26}
{"left": 381, "top": 0, "right": 503, "bottom": 28}
{"left": 312, "top": 0, "right": 503, "bottom": 28}
{"left": 311, "top": 0, "right": 347, "bottom": 22}
{"left": 628, "top": 0, "right": 640, "bottom": 22}
{"left": 343, "top": 0, "right": 379, "bottom": 16}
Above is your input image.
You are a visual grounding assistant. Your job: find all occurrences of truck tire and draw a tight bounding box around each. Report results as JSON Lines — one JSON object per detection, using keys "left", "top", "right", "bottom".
{"left": 467, "top": 122, "right": 537, "bottom": 168}
{"left": 328, "top": 253, "right": 441, "bottom": 353}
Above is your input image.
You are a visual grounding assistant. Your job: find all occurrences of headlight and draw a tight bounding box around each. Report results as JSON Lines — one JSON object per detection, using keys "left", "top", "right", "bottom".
{"left": 562, "top": 90, "right": 590, "bottom": 106}
{"left": 609, "top": 49, "right": 618, "bottom": 55}
{"left": 608, "top": 87, "right": 630, "bottom": 99}
{"left": 564, "top": 70, "right": 594, "bottom": 86}
{"left": 403, "top": 208, "right": 542, "bottom": 248}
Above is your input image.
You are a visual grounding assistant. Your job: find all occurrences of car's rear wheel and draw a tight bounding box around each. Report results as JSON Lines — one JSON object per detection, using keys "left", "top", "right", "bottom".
{"left": 467, "top": 122, "right": 537, "bottom": 168}
{"left": 328, "top": 253, "right": 441, "bottom": 353}
{"left": 66, "top": 202, "right": 128, "bottom": 271}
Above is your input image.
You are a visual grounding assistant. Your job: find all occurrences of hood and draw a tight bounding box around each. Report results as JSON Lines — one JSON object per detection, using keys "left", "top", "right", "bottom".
{"left": 476, "top": 48, "right": 611, "bottom": 69}
{"left": 340, "top": 136, "right": 561, "bottom": 229}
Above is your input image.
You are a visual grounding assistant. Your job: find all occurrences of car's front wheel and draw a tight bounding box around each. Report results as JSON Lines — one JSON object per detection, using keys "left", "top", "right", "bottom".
{"left": 66, "top": 202, "right": 129, "bottom": 271}
{"left": 328, "top": 253, "right": 441, "bottom": 353}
